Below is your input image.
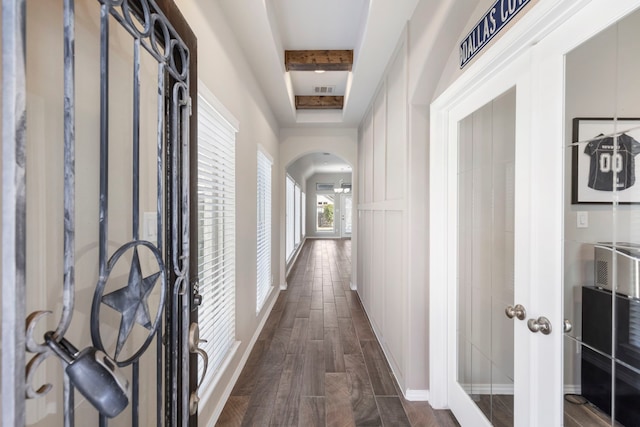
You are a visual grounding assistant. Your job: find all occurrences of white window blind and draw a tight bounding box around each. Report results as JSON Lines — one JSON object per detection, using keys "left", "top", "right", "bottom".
{"left": 302, "top": 192, "right": 306, "bottom": 237}
{"left": 256, "top": 150, "right": 272, "bottom": 313}
{"left": 197, "top": 91, "right": 236, "bottom": 392}
{"left": 294, "top": 184, "right": 301, "bottom": 246}
{"left": 286, "top": 176, "right": 295, "bottom": 260}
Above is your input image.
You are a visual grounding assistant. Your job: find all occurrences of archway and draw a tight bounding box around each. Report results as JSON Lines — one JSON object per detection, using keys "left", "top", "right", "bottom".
{"left": 278, "top": 128, "right": 357, "bottom": 289}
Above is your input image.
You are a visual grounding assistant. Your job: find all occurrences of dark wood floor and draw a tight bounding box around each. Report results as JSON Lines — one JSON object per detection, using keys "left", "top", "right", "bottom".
{"left": 474, "top": 395, "right": 513, "bottom": 427}
{"left": 216, "top": 239, "right": 460, "bottom": 427}
{"left": 472, "top": 393, "right": 619, "bottom": 427}
{"left": 564, "top": 397, "right": 621, "bottom": 427}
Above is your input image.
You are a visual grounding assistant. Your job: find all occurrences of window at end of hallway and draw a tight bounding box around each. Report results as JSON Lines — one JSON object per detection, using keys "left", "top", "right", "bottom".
{"left": 316, "top": 194, "right": 335, "bottom": 232}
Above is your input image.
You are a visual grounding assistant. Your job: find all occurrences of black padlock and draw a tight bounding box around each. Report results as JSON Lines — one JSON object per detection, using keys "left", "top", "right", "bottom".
{"left": 45, "top": 331, "right": 130, "bottom": 418}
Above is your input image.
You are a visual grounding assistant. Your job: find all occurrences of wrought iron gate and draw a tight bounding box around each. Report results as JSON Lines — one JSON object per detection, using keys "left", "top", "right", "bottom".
{"left": 1, "top": 0, "right": 199, "bottom": 425}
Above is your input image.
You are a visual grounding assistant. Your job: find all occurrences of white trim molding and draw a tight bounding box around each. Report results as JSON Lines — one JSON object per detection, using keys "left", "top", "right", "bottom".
{"left": 405, "top": 389, "right": 430, "bottom": 401}
{"left": 459, "top": 384, "right": 514, "bottom": 395}
{"left": 564, "top": 385, "right": 581, "bottom": 395}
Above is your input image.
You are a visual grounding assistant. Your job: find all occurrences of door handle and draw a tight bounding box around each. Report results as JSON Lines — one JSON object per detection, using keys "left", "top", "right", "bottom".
{"left": 527, "top": 316, "right": 552, "bottom": 335}
{"left": 505, "top": 304, "right": 526, "bottom": 320}
{"left": 563, "top": 319, "right": 573, "bottom": 333}
{"left": 188, "top": 323, "right": 208, "bottom": 415}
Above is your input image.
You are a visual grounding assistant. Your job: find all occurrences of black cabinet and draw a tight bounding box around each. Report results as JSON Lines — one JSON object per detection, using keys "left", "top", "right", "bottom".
{"left": 582, "top": 286, "right": 640, "bottom": 426}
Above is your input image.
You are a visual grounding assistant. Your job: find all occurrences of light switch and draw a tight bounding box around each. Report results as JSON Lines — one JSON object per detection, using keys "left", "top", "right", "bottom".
{"left": 577, "top": 211, "right": 588, "bottom": 229}
{"left": 143, "top": 212, "right": 158, "bottom": 241}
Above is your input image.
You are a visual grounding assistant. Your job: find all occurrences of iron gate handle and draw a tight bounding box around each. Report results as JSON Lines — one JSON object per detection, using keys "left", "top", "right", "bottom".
{"left": 188, "top": 323, "right": 209, "bottom": 415}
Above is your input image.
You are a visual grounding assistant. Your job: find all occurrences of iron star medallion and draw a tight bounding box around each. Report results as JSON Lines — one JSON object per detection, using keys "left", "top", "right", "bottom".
{"left": 102, "top": 247, "right": 161, "bottom": 358}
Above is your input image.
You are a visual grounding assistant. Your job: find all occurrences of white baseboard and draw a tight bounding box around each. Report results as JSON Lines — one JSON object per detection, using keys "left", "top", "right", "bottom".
{"left": 350, "top": 281, "right": 356, "bottom": 291}
{"left": 564, "top": 385, "right": 581, "bottom": 395}
{"left": 280, "top": 282, "right": 288, "bottom": 290}
{"left": 206, "top": 290, "right": 280, "bottom": 426}
{"left": 405, "top": 389, "right": 430, "bottom": 401}
{"left": 460, "top": 384, "right": 514, "bottom": 395}
{"left": 459, "top": 384, "right": 582, "bottom": 396}
{"left": 354, "top": 291, "right": 428, "bottom": 401}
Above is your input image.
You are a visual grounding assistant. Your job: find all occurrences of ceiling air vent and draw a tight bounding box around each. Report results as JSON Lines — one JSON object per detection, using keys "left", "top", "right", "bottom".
{"left": 313, "top": 86, "right": 336, "bottom": 94}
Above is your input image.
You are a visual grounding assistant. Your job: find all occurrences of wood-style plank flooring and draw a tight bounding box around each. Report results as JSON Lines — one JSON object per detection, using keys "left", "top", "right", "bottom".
{"left": 474, "top": 395, "right": 513, "bottom": 427}
{"left": 564, "top": 396, "right": 622, "bottom": 427}
{"left": 473, "top": 394, "right": 620, "bottom": 427}
{"left": 216, "top": 239, "right": 460, "bottom": 426}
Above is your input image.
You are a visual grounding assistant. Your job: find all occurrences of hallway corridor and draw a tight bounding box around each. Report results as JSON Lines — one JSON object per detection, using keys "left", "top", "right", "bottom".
{"left": 216, "top": 239, "right": 459, "bottom": 426}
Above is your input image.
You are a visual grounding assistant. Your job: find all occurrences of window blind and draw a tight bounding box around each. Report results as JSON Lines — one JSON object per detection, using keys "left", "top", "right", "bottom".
{"left": 294, "top": 184, "right": 301, "bottom": 246}
{"left": 197, "top": 91, "right": 236, "bottom": 392}
{"left": 286, "top": 176, "right": 295, "bottom": 260}
{"left": 302, "top": 192, "right": 306, "bottom": 237}
{"left": 256, "top": 150, "right": 272, "bottom": 313}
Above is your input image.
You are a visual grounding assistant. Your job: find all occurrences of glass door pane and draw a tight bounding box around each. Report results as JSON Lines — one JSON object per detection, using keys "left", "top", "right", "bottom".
{"left": 564, "top": 7, "right": 640, "bottom": 426}
{"left": 457, "top": 88, "right": 516, "bottom": 426}
{"left": 316, "top": 194, "right": 335, "bottom": 232}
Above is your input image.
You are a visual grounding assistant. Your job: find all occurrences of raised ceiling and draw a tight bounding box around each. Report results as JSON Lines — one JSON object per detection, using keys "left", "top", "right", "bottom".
{"left": 288, "top": 152, "right": 352, "bottom": 183}
{"left": 217, "top": 0, "right": 420, "bottom": 127}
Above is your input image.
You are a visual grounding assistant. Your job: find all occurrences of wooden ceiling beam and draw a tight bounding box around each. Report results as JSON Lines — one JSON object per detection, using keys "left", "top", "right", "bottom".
{"left": 285, "top": 50, "right": 353, "bottom": 71}
{"left": 295, "top": 96, "right": 344, "bottom": 110}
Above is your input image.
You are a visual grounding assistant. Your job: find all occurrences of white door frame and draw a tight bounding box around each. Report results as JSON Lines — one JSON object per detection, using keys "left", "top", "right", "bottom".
{"left": 431, "top": 47, "right": 544, "bottom": 425}
{"left": 429, "top": 0, "right": 640, "bottom": 425}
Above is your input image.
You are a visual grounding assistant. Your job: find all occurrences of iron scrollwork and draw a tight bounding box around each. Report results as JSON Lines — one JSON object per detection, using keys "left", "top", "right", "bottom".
{"left": 24, "top": 0, "right": 190, "bottom": 423}
{"left": 24, "top": 0, "right": 78, "bottom": 401}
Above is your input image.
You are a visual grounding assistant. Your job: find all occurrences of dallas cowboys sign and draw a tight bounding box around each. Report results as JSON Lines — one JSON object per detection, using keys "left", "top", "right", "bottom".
{"left": 459, "top": 0, "right": 531, "bottom": 68}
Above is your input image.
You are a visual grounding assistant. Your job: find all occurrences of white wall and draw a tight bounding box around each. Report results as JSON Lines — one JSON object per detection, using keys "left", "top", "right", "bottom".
{"left": 352, "top": 0, "right": 484, "bottom": 398}
{"left": 357, "top": 34, "right": 417, "bottom": 394}
{"left": 285, "top": 163, "right": 306, "bottom": 193}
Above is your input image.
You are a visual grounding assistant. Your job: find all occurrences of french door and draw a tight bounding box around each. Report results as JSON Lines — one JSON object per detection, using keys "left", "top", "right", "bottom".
{"left": 2, "top": 0, "right": 201, "bottom": 425}
{"left": 431, "top": 0, "right": 640, "bottom": 425}
{"left": 439, "top": 51, "right": 551, "bottom": 427}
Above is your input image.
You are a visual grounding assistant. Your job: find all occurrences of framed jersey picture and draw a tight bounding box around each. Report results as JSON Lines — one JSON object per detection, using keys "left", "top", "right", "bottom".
{"left": 572, "top": 118, "right": 640, "bottom": 204}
